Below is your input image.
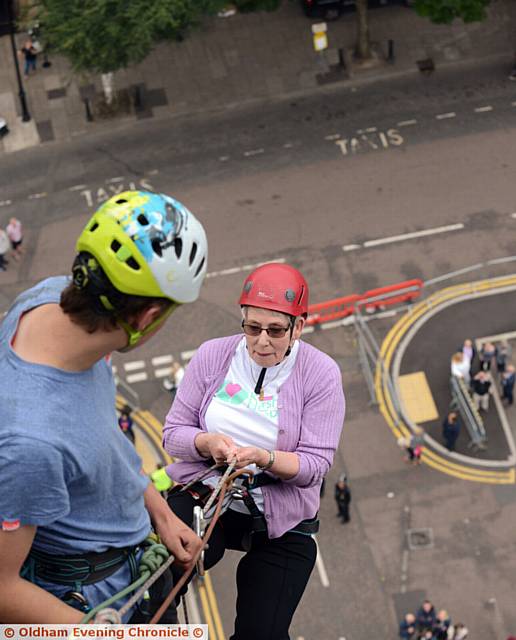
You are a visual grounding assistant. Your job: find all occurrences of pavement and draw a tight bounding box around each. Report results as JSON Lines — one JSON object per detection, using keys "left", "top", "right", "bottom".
{"left": 1, "top": 0, "right": 515, "bottom": 154}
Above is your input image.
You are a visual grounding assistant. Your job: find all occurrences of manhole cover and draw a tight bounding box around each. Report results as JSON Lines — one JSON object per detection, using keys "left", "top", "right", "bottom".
{"left": 407, "top": 528, "right": 434, "bottom": 550}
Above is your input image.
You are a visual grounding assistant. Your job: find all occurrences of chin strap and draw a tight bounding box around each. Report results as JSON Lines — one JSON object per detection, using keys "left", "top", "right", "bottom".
{"left": 254, "top": 367, "right": 267, "bottom": 396}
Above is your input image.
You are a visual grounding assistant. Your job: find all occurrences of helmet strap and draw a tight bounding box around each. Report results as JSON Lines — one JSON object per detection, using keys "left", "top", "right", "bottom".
{"left": 284, "top": 316, "right": 296, "bottom": 357}
{"left": 117, "top": 303, "right": 178, "bottom": 350}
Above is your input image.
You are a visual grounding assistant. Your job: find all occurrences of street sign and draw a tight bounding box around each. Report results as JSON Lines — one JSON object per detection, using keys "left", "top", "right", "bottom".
{"left": 311, "top": 22, "right": 328, "bottom": 52}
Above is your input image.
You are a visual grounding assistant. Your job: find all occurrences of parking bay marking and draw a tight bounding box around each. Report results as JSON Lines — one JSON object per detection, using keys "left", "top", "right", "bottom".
{"left": 335, "top": 129, "right": 404, "bottom": 156}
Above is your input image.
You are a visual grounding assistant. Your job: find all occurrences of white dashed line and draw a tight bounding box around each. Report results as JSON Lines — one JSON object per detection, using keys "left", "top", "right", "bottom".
{"left": 181, "top": 349, "right": 197, "bottom": 362}
{"left": 69, "top": 184, "right": 86, "bottom": 191}
{"left": 436, "top": 112, "right": 456, "bottom": 120}
{"left": 219, "top": 156, "right": 230, "bottom": 162}
{"left": 28, "top": 192, "right": 47, "bottom": 200}
{"left": 283, "top": 143, "right": 294, "bottom": 148}
{"left": 147, "top": 169, "right": 159, "bottom": 175}
{"left": 206, "top": 258, "right": 285, "bottom": 279}
{"left": 124, "top": 360, "right": 145, "bottom": 372}
{"left": 152, "top": 354, "right": 174, "bottom": 366}
{"left": 126, "top": 372, "right": 148, "bottom": 384}
{"left": 397, "top": 119, "right": 417, "bottom": 127}
{"left": 314, "top": 536, "right": 330, "bottom": 588}
{"left": 324, "top": 134, "right": 341, "bottom": 140}
{"left": 474, "top": 106, "right": 493, "bottom": 113}
{"left": 511, "top": 102, "right": 516, "bottom": 107}
{"left": 365, "top": 127, "right": 377, "bottom": 133}
{"left": 154, "top": 367, "right": 173, "bottom": 379}
{"left": 106, "top": 177, "right": 124, "bottom": 183}
{"left": 342, "top": 244, "right": 361, "bottom": 252}
{"left": 0, "top": 200, "right": 12, "bottom": 207}
{"left": 363, "top": 223, "right": 464, "bottom": 248}
{"left": 510, "top": 213, "right": 516, "bottom": 219}
{"left": 243, "top": 148, "right": 265, "bottom": 157}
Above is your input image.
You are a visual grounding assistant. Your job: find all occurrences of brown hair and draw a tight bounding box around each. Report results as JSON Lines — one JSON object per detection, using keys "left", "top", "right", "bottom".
{"left": 60, "top": 281, "right": 170, "bottom": 334}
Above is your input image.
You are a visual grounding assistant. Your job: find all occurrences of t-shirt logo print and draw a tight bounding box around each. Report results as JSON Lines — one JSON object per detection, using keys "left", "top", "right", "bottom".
{"left": 216, "top": 381, "right": 247, "bottom": 404}
{"left": 2, "top": 519, "right": 20, "bottom": 531}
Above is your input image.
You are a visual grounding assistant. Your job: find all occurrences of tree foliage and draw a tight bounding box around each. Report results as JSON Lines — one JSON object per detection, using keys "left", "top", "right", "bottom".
{"left": 232, "top": 0, "right": 281, "bottom": 11}
{"left": 414, "top": 0, "right": 490, "bottom": 24}
{"left": 31, "top": 0, "right": 225, "bottom": 74}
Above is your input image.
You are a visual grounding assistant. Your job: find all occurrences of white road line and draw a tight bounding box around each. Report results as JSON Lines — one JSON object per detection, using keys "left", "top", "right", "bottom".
{"left": 124, "top": 360, "right": 145, "bottom": 372}
{"left": 365, "top": 127, "right": 377, "bottom": 133}
{"left": 324, "top": 134, "right": 341, "bottom": 140}
{"left": 106, "top": 177, "right": 124, "bottom": 183}
{"left": 283, "top": 142, "right": 294, "bottom": 148}
{"left": 474, "top": 106, "right": 493, "bottom": 113}
{"left": 397, "top": 119, "right": 417, "bottom": 127}
{"left": 219, "top": 156, "right": 230, "bottom": 161}
{"left": 206, "top": 258, "right": 285, "bottom": 279}
{"left": 510, "top": 213, "right": 516, "bottom": 218}
{"left": 512, "top": 102, "right": 516, "bottom": 107}
{"left": 424, "top": 263, "right": 483, "bottom": 286}
{"left": 243, "top": 148, "right": 265, "bottom": 157}
{"left": 342, "top": 244, "right": 360, "bottom": 252}
{"left": 147, "top": 169, "right": 159, "bottom": 175}
{"left": 154, "top": 367, "right": 173, "bottom": 378}
{"left": 69, "top": 184, "right": 86, "bottom": 191}
{"left": 363, "top": 223, "right": 464, "bottom": 248}
{"left": 435, "top": 112, "right": 456, "bottom": 120}
{"left": 126, "top": 371, "right": 148, "bottom": 384}
{"left": 313, "top": 535, "right": 330, "bottom": 588}
{"left": 486, "top": 255, "right": 516, "bottom": 266}
{"left": 0, "top": 200, "right": 12, "bottom": 207}
{"left": 152, "top": 354, "right": 174, "bottom": 366}
{"left": 181, "top": 349, "right": 197, "bottom": 362}
{"left": 28, "top": 192, "right": 47, "bottom": 199}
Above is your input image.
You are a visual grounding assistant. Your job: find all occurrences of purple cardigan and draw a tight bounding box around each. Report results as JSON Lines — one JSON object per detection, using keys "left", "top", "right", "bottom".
{"left": 163, "top": 335, "right": 345, "bottom": 538}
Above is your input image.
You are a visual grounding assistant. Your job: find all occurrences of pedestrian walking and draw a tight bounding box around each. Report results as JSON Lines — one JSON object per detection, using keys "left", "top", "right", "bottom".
{"left": 460, "top": 339, "right": 476, "bottom": 374}
{"left": 496, "top": 341, "right": 511, "bottom": 375}
{"left": 118, "top": 406, "right": 135, "bottom": 444}
{"left": 472, "top": 371, "right": 491, "bottom": 411}
{"left": 434, "top": 609, "right": 451, "bottom": 640}
{"left": 334, "top": 476, "right": 351, "bottom": 523}
{"left": 163, "top": 361, "right": 185, "bottom": 394}
{"left": 502, "top": 365, "right": 515, "bottom": 406}
{"left": 442, "top": 411, "right": 460, "bottom": 451}
{"left": 0, "top": 228, "right": 9, "bottom": 271}
{"left": 399, "top": 612, "right": 417, "bottom": 639}
{"left": 479, "top": 341, "right": 497, "bottom": 372}
{"left": 6, "top": 217, "right": 24, "bottom": 260}
{"left": 20, "top": 39, "right": 38, "bottom": 77}
{"left": 451, "top": 352, "right": 471, "bottom": 386}
{"left": 448, "top": 623, "right": 468, "bottom": 639}
{"left": 410, "top": 426, "right": 425, "bottom": 464}
{"left": 417, "top": 599, "right": 437, "bottom": 634}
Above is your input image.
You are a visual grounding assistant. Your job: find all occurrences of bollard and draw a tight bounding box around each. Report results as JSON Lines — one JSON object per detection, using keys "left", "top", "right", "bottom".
{"left": 338, "top": 47, "right": 346, "bottom": 69}
{"left": 133, "top": 85, "right": 142, "bottom": 110}
{"left": 84, "top": 98, "right": 93, "bottom": 122}
{"left": 387, "top": 39, "right": 395, "bottom": 64}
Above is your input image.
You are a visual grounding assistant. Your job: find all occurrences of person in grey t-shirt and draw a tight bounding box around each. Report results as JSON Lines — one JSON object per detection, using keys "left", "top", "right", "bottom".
{"left": 0, "top": 191, "right": 207, "bottom": 623}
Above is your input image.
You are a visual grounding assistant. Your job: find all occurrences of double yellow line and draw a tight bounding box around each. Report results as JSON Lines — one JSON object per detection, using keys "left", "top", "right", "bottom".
{"left": 115, "top": 395, "right": 226, "bottom": 638}
{"left": 375, "top": 276, "right": 516, "bottom": 484}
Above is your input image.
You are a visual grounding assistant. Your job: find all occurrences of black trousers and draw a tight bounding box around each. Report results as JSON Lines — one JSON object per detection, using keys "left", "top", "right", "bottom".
{"left": 167, "top": 490, "right": 317, "bottom": 640}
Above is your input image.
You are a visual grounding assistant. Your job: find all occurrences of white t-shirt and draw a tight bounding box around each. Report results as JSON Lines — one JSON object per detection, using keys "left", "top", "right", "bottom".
{"left": 6, "top": 220, "right": 22, "bottom": 243}
{"left": 204, "top": 337, "right": 299, "bottom": 513}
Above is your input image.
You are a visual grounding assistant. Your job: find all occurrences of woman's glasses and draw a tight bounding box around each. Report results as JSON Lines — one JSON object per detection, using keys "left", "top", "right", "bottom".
{"left": 241, "top": 321, "right": 290, "bottom": 339}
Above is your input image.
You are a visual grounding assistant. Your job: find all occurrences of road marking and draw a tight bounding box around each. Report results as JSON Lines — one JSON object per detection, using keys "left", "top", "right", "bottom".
{"left": 126, "top": 371, "right": 148, "bottom": 384}
{"left": 324, "top": 133, "right": 341, "bottom": 140}
{"left": 0, "top": 200, "right": 12, "bottom": 207}
{"left": 152, "top": 354, "right": 174, "bottom": 366}
{"left": 343, "top": 244, "right": 360, "bottom": 252}
{"left": 435, "top": 112, "right": 456, "bottom": 120}
{"left": 181, "top": 349, "right": 197, "bottom": 362}
{"left": 28, "top": 192, "right": 47, "bottom": 199}
{"left": 365, "top": 127, "right": 377, "bottom": 133}
{"left": 154, "top": 366, "right": 173, "bottom": 378}
{"left": 147, "top": 169, "right": 159, "bottom": 175}
{"left": 510, "top": 213, "right": 516, "bottom": 219}
{"left": 313, "top": 535, "right": 330, "bottom": 588}
{"left": 283, "top": 142, "right": 294, "bottom": 148}
{"left": 363, "top": 223, "right": 464, "bottom": 248}
{"left": 69, "top": 184, "right": 86, "bottom": 191}
{"left": 206, "top": 257, "right": 285, "bottom": 279}
{"left": 243, "top": 148, "right": 264, "bottom": 157}
{"left": 397, "top": 119, "right": 417, "bottom": 127}
{"left": 124, "top": 360, "right": 145, "bottom": 371}
{"left": 219, "top": 155, "right": 230, "bottom": 161}
{"left": 475, "top": 105, "right": 493, "bottom": 113}
{"left": 512, "top": 102, "right": 516, "bottom": 107}
{"left": 487, "top": 255, "right": 516, "bottom": 265}
{"left": 424, "top": 263, "right": 483, "bottom": 286}
{"left": 106, "top": 177, "right": 124, "bottom": 183}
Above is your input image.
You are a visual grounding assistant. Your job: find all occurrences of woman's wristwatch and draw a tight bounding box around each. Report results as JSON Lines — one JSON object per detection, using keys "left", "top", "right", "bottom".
{"left": 258, "top": 449, "right": 275, "bottom": 471}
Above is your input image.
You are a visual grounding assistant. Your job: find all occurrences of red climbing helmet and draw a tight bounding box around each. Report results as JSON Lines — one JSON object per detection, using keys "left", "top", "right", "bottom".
{"left": 239, "top": 263, "right": 309, "bottom": 317}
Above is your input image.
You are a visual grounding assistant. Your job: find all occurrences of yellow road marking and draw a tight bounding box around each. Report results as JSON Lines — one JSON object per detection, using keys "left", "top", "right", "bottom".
{"left": 398, "top": 372, "right": 438, "bottom": 423}
{"left": 198, "top": 578, "right": 218, "bottom": 640}
{"left": 204, "top": 571, "right": 226, "bottom": 640}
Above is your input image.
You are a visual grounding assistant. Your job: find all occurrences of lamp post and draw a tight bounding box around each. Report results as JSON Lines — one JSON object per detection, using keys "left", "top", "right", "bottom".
{"left": 6, "top": 0, "right": 31, "bottom": 122}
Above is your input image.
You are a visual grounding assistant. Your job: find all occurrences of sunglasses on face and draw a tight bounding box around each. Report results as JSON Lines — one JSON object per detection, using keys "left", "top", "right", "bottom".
{"left": 241, "top": 320, "right": 291, "bottom": 339}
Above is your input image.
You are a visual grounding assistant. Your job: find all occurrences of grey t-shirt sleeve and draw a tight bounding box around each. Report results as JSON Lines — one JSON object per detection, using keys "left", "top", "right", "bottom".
{"left": 0, "top": 435, "right": 70, "bottom": 527}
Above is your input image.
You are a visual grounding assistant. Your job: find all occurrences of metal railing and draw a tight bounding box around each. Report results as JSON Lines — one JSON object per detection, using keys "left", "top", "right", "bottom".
{"left": 450, "top": 375, "right": 487, "bottom": 451}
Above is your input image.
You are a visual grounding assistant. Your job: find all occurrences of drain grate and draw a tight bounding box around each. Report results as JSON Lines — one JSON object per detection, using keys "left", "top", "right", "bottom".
{"left": 407, "top": 528, "right": 434, "bottom": 550}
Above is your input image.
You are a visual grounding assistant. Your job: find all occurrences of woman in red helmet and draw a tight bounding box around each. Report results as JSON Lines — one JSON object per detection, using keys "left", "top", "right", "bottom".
{"left": 163, "top": 263, "right": 345, "bottom": 640}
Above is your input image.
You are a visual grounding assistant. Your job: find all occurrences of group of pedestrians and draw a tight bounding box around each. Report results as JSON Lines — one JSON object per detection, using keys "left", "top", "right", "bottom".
{"left": 0, "top": 217, "right": 24, "bottom": 272}
{"left": 399, "top": 599, "right": 468, "bottom": 639}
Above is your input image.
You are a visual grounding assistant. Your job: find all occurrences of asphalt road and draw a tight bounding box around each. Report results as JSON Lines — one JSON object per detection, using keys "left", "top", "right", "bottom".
{"left": 2, "top": 58, "right": 516, "bottom": 638}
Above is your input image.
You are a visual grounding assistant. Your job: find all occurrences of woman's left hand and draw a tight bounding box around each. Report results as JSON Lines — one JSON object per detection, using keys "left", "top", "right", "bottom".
{"left": 233, "top": 446, "right": 269, "bottom": 469}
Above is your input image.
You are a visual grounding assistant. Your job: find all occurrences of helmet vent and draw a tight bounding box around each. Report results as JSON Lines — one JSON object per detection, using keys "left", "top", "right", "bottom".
{"left": 194, "top": 256, "right": 205, "bottom": 278}
{"left": 151, "top": 238, "right": 163, "bottom": 257}
{"left": 126, "top": 257, "right": 140, "bottom": 270}
{"left": 189, "top": 242, "right": 198, "bottom": 265}
{"left": 137, "top": 214, "right": 149, "bottom": 226}
{"left": 174, "top": 238, "right": 183, "bottom": 259}
{"left": 115, "top": 199, "right": 128, "bottom": 204}
{"left": 111, "top": 239, "right": 121, "bottom": 253}
{"left": 89, "top": 222, "right": 99, "bottom": 232}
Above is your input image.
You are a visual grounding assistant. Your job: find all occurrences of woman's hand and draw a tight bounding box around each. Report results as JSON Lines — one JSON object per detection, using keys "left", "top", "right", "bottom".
{"left": 233, "top": 446, "right": 269, "bottom": 469}
{"left": 194, "top": 432, "right": 238, "bottom": 464}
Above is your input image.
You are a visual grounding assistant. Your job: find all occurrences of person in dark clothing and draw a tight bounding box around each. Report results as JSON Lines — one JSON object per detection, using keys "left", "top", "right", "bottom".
{"left": 472, "top": 371, "right": 491, "bottom": 411}
{"left": 442, "top": 411, "right": 460, "bottom": 451}
{"left": 118, "top": 407, "right": 135, "bottom": 444}
{"left": 20, "top": 40, "right": 37, "bottom": 76}
{"left": 417, "top": 600, "right": 437, "bottom": 634}
{"left": 479, "top": 342, "right": 497, "bottom": 372}
{"left": 399, "top": 612, "right": 416, "bottom": 639}
{"left": 502, "top": 365, "right": 515, "bottom": 405}
{"left": 334, "top": 477, "right": 351, "bottom": 523}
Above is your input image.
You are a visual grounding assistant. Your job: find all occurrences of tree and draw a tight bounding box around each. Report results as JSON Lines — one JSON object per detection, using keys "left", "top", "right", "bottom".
{"left": 355, "top": 0, "right": 371, "bottom": 60}
{"left": 29, "top": 0, "right": 225, "bottom": 103}
{"left": 414, "top": 0, "right": 490, "bottom": 24}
